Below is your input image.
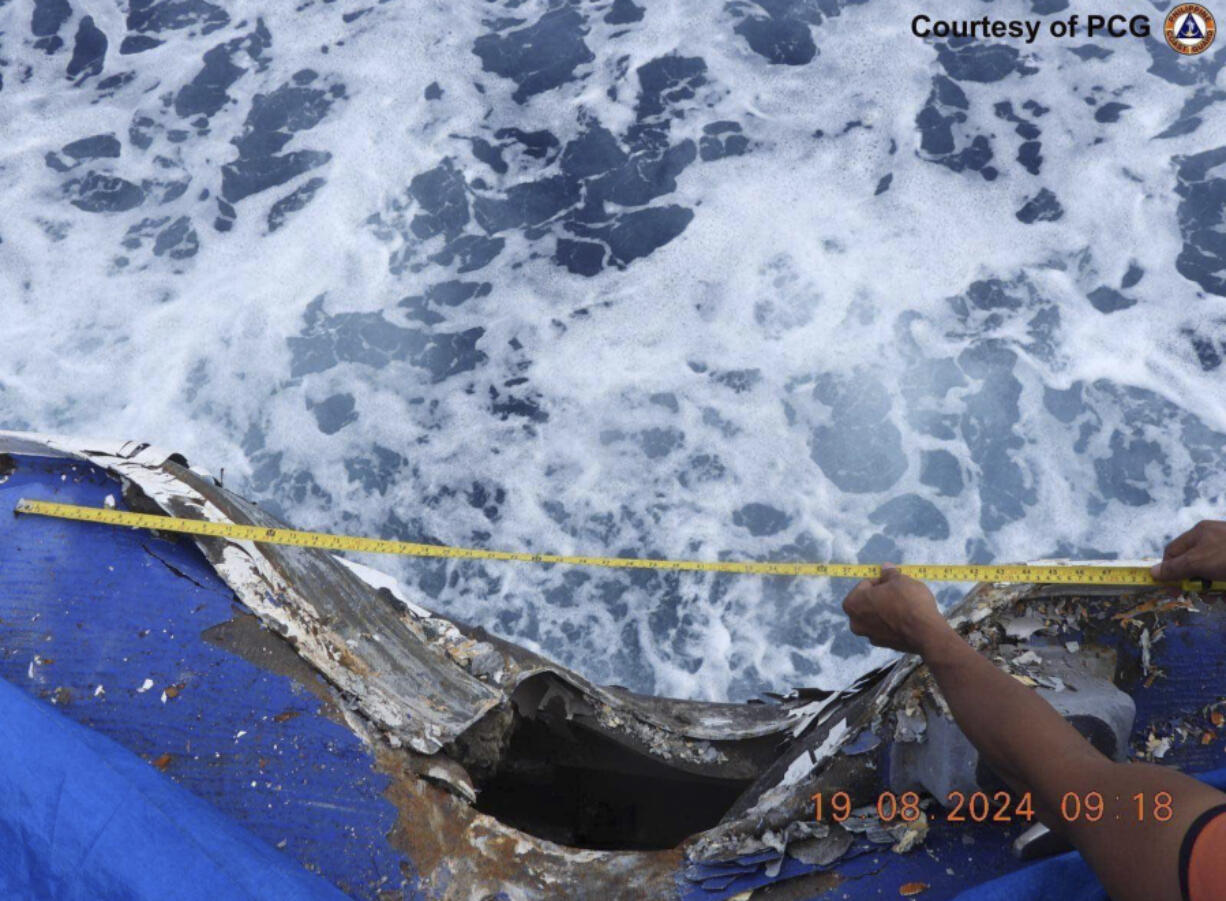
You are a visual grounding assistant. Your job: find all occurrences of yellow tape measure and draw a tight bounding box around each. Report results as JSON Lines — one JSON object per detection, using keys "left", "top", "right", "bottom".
{"left": 14, "top": 498, "right": 1226, "bottom": 592}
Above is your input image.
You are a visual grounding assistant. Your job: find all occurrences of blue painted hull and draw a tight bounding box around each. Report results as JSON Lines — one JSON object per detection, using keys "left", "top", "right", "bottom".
{"left": 3, "top": 444, "right": 1225, "bottom": 900}
{"left": 1, "top": 454, "right": 408, "bottom": 898}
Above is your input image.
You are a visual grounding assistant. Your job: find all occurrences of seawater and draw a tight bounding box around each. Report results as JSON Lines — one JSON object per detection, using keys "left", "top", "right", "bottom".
{"left": 2, "top": 0, "right": 1225, "bottom": 701}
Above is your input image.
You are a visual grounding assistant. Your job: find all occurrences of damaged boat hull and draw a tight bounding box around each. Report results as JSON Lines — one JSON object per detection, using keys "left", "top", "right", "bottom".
{"left": 1, "top": 433, "right": 1224, "bottom": 900}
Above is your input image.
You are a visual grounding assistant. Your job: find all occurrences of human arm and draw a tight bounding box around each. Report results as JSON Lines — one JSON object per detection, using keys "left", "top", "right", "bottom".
{"left": 842, "top": 568, "right": 1226, "bottom": 901}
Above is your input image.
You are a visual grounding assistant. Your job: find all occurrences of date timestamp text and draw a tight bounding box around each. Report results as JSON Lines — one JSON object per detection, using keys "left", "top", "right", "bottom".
{"left": 813, "top": 790, "right": 1175, "bottom": 824}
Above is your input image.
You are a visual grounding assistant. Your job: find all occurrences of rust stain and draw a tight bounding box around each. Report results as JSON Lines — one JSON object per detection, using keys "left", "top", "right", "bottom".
{"left": 1111, "top": 596, "right": 1195, "bottom": 622}
{"left": 332, "top": 643, "right": 372, "bottom": 678}
{"left": 164, "top": 683, "right": 184, "bottom": 699}
{"left": 375, "top": 747, "right": 682, "bottom": 899}
{"left": 899, "top": 882, "right": 929, "bottom": 896}
{"left": 152, "top": 753, "right": 173, "bottom": 772}
{"left": 273, "top": 709, "right": 301, "bottom": 723}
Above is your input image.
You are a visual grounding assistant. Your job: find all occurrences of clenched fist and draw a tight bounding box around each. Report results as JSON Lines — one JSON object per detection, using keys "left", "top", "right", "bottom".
{"left": 841, "top": 566, "right": 955, "bottom": 656}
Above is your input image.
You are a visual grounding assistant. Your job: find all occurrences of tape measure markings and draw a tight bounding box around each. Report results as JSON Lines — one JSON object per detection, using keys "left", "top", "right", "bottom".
{"left": 14, "top": 498, "right": 1225, "bottom": 592}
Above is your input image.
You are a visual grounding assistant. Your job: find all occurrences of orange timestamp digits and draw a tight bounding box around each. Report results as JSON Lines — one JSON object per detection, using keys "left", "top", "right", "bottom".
{"left": 812, "top": 790, "right": 853, "bottom": 822}
{"left": 1057, "top": 791, "right": 1174, "bottom": 823}
{"left": 812, "top": 791, "right": 923, "bottom": 823}
{"left": 814, "top": 790, "right": 1176, "bottom": 826}
{"left": 947, "top": 790, "right": 1035, "bottom": 822}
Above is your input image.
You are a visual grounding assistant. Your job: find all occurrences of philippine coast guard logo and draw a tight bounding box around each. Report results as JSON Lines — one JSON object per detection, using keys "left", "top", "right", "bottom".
{"left": 1165, "top": 4, "right": 1217, "bottom": 55}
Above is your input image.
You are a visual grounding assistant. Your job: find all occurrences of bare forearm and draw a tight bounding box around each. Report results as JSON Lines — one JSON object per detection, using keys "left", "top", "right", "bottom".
{"left": 918, "top": 625, "right": 1101, "bottom": 809}
{"left": 842, "top": 567, "right": 1226, "bottom": 901}
{"left": 917, "top": 624, "right": 1225, "bottom": 901}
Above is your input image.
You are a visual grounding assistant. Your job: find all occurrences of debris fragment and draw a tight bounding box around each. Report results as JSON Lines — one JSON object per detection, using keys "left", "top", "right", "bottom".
{"left": 842, "top": 807, "right": 900, "bottom": 844}
{"left": 151, "top": 753, "right": 172, "bottom": 771}
{"left": 891, "top": 812, "right": 929, "bottom": 854}
{"left": 1033, "top": 675, "right": 1067, "bottom": 692}
{"left": 1145, "top": 732, "right": 1172, "bottom": 759}
{"left": 787, "top": 830, "right": 854, "bottom": 866}
{"left": 900, "top": 882, "right": 929, "bottom": 896}
{"left": 161, "top": 683, "right": 185, "bottom": 704}
{"left": 1112, "top": 596, "right": 1195, "bottom": 622}
{"left": 894, "top": 707, "right": 927, "bottom": 742}
{"left": 1004, "top": 616, "right": 1045, "bottom": 640}
{"left": 137, "top": 678, "right": 153, "bottom": 693}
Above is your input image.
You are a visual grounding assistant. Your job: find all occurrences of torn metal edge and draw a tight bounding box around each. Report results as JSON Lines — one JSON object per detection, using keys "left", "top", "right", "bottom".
{"left": 11, "top": 430, "right": 1183, "bottom": 895}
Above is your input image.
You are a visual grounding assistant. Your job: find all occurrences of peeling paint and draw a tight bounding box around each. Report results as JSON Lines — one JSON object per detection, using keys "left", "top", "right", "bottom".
{"left": 6, "top": 431, "right": 1220, "bottom": 898}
